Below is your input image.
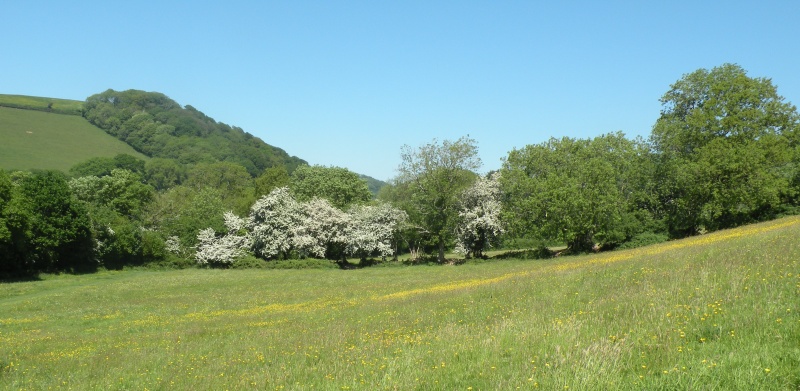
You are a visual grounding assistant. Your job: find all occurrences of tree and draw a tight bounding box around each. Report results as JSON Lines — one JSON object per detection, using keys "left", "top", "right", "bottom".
{"left": 296, "top": 198, "right": 351, "bottom": 260}
{"left": 395, "top": 137, "right": 481, "bottom": 262}
{"left": 69, "top": 169, "right": 154, "bottom": 217}
{"left": 651, "top": 64, "right": 800, "bottom": 235}
{"left": 186, "top": 161, "right": 255, "bottom": 214}
{"left": 290, "top": 165, "right": 372, "bottom": 209}
{"left": 346, "top": 203, "right": 408, "bottom": 261}
{"left": 195, "top": 212, "right": 251, "bottom": 266}
{"left": 454, "top": 173, "right": 504, "bottom": 258}
{"left": 18, "top": 171, "right": 95, "bottom": 272}
{"left": 145, "top": 158, "right": 188, "bottom": 190}
{"left": 0, "top": 170, "right": 31, "bottom": 277}
{"left": 254, "top": 166, "right": 290, "bottom": 197}
{"left": 501, "top": 133, "right": 651, "bottom": 252}
{"left": 247, "top": 187, "right": 305, "bottom": 260}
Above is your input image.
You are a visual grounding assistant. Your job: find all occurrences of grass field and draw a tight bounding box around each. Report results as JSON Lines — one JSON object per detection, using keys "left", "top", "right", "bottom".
{"left": 0, "top": 106, "right": 147, "bottom": 172}
{"left": 1, "top": 217, "right": 798, "bottom": 390}
{"left": 0, "top": 94, "right": 84, "bottom": 116}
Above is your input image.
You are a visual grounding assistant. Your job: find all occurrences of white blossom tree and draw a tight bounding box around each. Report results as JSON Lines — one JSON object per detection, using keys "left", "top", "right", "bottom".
{"left": 195, "top": 211, "right": 252, "bottom": 265}
{"left": 454, "top": 173, "right": 504, "bottom": 258}
{"left": 247, "top": 187, "right": 304, "bottom": 260}
{"left": 346, "top": 203, "right": 408, "bottom": 260}
{"left": 294, "top": 197, "right": 351, "bottom": 259}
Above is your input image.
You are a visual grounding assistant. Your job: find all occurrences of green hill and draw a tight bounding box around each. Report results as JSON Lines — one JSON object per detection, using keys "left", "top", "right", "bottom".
{"left": 0, "top": 94, "right": 83, "bottom": 116}
{"left": 0, "top": 106, "right": 147, "bottom": 172}
{"left": 1, "top": 216, "right": 797, "bottom": 389}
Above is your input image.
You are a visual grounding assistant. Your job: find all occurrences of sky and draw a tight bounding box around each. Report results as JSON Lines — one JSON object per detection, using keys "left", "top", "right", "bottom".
{"left": 3, "top": 1, "right": 799, "bottom": 181}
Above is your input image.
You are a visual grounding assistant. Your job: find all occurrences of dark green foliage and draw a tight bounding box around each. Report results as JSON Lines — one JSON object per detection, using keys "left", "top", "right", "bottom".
{"left": 651, "top": 64, "right": 800, "bottom": 235}
{"left": 254, "top": 166, "right": 290, "bottom": 197}
{"left": 69, "top": 154, "right": 146, "bottom": 178}
{"left": 144, "top": 158, "right": 187, "bottom": 190}
{"left": 290, "top": 165, "right": 372, "bottom": 209}
{"left": 187, "top": 162, "right": 256, "bottom": 215}
{"left": 83, "top": 89, "right": 306, "bottom": 176}
{"left": 0, "top": 170, "right": 30, "bottom": 277}
{"left": 394, "top": 137, "right": 482, "bottom": 262}
{"left": 145, "top": 186, "right": 226, "bottom": 251}
{"left": 616, "top": 232, "right": 669, "bottom": 250}
{"left": 501, "top": 133, "right": 654, "bottom": 252}
{"left": 17, "top": 171, "right": 95, "bottom": 273}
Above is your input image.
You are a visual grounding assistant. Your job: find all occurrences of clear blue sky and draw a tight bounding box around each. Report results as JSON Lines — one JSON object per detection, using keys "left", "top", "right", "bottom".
{"left": 3, "top": 1, "right": 799, "bottom": 180}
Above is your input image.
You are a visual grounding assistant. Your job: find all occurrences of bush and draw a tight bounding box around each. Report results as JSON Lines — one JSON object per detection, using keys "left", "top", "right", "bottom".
{"left": 617, "top": 232, "right": 669, "bottom": 250}
{"left": 263, "top": 258, "right": 338, "bottom": 270}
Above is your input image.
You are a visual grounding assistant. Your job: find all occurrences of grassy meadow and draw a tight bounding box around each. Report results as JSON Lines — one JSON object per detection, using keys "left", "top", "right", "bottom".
{"left": 1, "top": 217, "right": 799, "bottom": 390}
{"left": 0, "top": 94, "right": 84, "bottom": 116}
{"left": 0, "top": 106, "right": 147, "bottom": 172}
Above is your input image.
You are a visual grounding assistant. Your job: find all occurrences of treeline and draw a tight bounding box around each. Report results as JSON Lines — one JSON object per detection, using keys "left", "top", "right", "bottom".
{"left": 2, "top": 63, "right": 799, "bottom": 278}
{"left": 0, "top": 159, "right": 377, "bottom": 277}
{"left": 381, "top": 64, "right": 800, "bottom": 256}
{"left": 83, "top": 89, "right": 306, "bottom": 176}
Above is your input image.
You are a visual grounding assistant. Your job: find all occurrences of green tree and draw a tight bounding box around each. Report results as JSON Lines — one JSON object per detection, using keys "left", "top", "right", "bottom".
{"left": 651, "top": 64, "right": 800, "bottom": 235}
{"left": 18, "top": 171, "right": 95, "bottom": 273}
{"left": 187, "top": 161, "right": 255, "bottom": 214}
{"left": 145, "top": 158, "right": 188, "bottom": 190}
{"left": 0, "top": 170, "right": 31, "bottom": 277}
{"left": 394, "top": 136, "right": 481, "bottom": 262}
{"left": 290, "top": 165, "right": 372, "bottom": 209}
{"left": 501, "top": 133, "right": 652, "bottom": 252}
{"left": 255, "top": 166, "right": 290, "bottom": 197}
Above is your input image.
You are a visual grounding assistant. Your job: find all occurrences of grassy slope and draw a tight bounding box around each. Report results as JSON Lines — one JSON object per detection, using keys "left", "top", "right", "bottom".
{"left": 0, "top": 94, "right": 83, "bottom": 116}
{"left": 0, "top": 106, "right": 147, "bottom": 172}
{"left": 1, "top": 217, "right": 799, "bottom": 390}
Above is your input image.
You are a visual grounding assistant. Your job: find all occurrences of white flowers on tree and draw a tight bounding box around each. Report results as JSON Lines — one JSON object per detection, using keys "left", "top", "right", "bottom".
{"left": 247, "top": 187, "right": 304, "bottom": 260}
{"left": 195, "top": 211, "right": 252, "bottom": 265}
{"left": 455, "top": 173, "right": 504, "bottom": 258}
{"left": 194, "top": 187, "right": 408, "bottom": 264}
{"left": 295, "top": 198, "right": 350, "bottom": 259}
{"left": 347, "top": 203, "right": 408, "bottom": 260}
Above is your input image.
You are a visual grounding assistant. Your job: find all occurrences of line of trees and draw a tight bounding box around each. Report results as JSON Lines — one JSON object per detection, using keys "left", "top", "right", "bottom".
{"left": 2, "top": 63, "right": 799, "bottom": 278}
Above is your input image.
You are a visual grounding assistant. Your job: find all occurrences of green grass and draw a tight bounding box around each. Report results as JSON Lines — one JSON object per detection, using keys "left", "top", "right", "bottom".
{"left": 0, "top": 94, "right": 84, "bottom": 116}
{"left": 1, "top": 217, "right": 799, "bottom": 389}
{"left": 0, "top": 106, "right": 147, "bottom": 172}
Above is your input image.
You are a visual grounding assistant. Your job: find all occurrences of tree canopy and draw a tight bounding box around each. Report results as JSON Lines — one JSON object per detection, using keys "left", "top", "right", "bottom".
{"left": 501, "top": 132, "right": 652, "bottom": 252}
{"left": 394, "top": 136, "right": 481, "bottom": 262}
{"left": 651, "top": 63, "right": 800, "bottom": 234}
{"left": 83, "top": 89, "right": 306, "bottom": 177}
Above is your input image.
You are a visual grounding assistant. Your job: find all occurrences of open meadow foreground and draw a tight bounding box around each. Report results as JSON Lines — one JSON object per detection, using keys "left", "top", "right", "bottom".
{"left": 1, "top": 217, "right": 799, "bottom": 390}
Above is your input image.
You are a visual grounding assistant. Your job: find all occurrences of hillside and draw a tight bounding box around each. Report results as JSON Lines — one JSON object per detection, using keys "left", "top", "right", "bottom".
{"left": 0, "top": 94, "right": 83, "bottom": 116}
{"left": 1, "top": 216, "right": 797, "bottom": 389}
{"left": 0, "top": 106, "right": 148, "bottom": 172}
{"left": 83, "top": 89, "right": 307, "bottom": 176}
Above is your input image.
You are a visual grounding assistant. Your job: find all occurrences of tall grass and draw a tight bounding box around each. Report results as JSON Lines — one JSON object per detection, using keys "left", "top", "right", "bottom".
{"left": 1, "top": 217, "right": 798, "bottom": 389}
{"left": 0, "top": 106, "right": 147, "bottom": 172}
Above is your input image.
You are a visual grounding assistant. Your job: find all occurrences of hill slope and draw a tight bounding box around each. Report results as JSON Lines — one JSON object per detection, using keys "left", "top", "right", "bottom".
{"left": 0, "top": 106, "right": 147, "bottom": 171}
{"left": 0, "top": 94, "right": 83, "bottom": 116}
{"left": 0, "top": 216, "right": 797, "bottom": 389}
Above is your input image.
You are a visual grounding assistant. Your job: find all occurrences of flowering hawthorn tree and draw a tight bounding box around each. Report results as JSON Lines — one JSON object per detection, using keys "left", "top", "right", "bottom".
{"left": 295, "top": 197, "right": 351, "bottom": 259}
{"left": 247, "top": 187, "right": 304, "bottom": 260}
{"left": 195, "top": 211, "right": 251, "bottom": 265}
{"left": 346, "top": 203, "right": 408, "bottom": 260}
{"left": 454, "top": 173, "right": 504, "bottom": 258}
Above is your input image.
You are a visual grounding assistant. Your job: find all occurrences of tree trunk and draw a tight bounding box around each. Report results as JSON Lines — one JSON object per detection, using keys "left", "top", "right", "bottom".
{"left": 438, "top": 240, "right": 445, "bottom": 263}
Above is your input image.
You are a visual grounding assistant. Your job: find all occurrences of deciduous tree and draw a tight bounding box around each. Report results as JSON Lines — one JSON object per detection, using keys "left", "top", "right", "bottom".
{"left": 395, "top": 137, "right": 480, "bottom": 262}
{"left": 651, "top": 63, "right": 800, "bottom": 234}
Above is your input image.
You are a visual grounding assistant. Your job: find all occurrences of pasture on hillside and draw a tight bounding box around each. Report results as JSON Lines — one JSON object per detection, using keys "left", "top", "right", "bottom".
{"left": 0, "top": 94, "right": 83, "bottom": 116}
{"left": 1, "top": 217, "right": 799, "bottom": 390}
{"left": 0, "top": 107, "right": 147, "bottom": 172}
